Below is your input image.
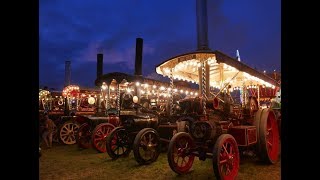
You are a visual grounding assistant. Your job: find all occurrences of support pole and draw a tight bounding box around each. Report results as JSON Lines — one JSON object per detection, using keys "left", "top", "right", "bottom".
{"left": 106, "top": 85, "right": 110, "bottom": 110}
{"left": 201, "top": 61, "right": 207, "bottom": 115}
{"left": 170, "top": 69, "right": 174, "bottom": 116}
{"left": 257, "top": 85, "right": 260, "bottom": 108}
{"left": 117, "top": 84, "right": 121, "bottom": 114}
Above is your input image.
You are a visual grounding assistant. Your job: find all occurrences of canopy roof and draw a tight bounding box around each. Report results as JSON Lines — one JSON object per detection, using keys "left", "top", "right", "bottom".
{"left": 94, "top": 72, "right": 198, "bottom": 95}
{"left": 156, "top": 50, "right": 280, "bottom": 89}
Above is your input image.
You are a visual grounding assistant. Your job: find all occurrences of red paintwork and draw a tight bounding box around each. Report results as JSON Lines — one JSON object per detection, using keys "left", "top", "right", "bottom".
{"left": 217, "top": 137, "right": 240, "bottom": 180}
{"left": 170, "top": 135, "right": 195, "bottom": 173}
{"left": 228, "top": 126, "right": 257, "bottom": 146}
{"left": 107, "top": 115, "right": 120, "bottom": 127}
{"left": 74, "top": 115, "right": 88, "bottom": 124}
{"left": 91, "top": 123, "right": 115, "bottom": 153}
{"left": 265, "top": 111, "right": 280, "bottom": 162}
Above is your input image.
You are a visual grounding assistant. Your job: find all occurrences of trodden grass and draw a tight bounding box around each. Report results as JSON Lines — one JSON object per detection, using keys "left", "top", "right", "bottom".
{"left": 39, "top": 144, "right": 280, "bottom": 180}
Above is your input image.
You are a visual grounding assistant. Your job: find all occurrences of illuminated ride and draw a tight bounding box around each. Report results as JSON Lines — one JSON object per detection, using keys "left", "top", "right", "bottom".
{"left": 77, "top": 72, "right": 196, "bottom": 154}
{"left": 154, "top": 50, "right": 280, "bottom": 179}
{"left": 78, "top": 72, "right": 194, "bottom": 163}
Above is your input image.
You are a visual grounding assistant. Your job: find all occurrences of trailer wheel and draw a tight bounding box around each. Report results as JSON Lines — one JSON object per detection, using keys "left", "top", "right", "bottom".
{"left": 133, "top": 128, "right": 160, "bottom": 165}
{"left": 106, "top": 127, "right": 131, "bottom": 159}
{"left": 58, "top": 121, "right": 79, "bottom": 145}
{"left": 212, "top": 134, "right": 239, "bottom": 180}
{"left": 91, "top": 123, "right": 115, "bottom": 153}
{"left": 167, "top": 132, "right": 195, "bottom": 174}
{"left": 257, "top": 108, "right": 280, "bottom": 164}
{"left": 76, "top": 123, "right": 92, "bottom": 149}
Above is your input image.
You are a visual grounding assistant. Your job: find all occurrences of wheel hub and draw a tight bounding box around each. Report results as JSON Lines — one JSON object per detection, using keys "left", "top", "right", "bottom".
{"left": 227, "top": 155, "right": 234, "bottom": 166}
{"left": 177, "top": 148, "right": 186, "bottom": 157}
{"left": 146, "top": 143, "right": 154, "bottom": 151}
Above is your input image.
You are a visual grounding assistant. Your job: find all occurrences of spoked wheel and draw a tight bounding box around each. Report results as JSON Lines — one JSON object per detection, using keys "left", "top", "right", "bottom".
{"left": 167, "top": 132, "right": 195, "bottom": 174}
{"left": 106, "top": 127, "right": 132, "bottom": 159}
{"left": 212, "top": 134, "right": 240, "bottom": 180}
{"left": 59, "top": 121, "right": 80, "bottom": 145}
{"left": 257, "top": 108, "right": 280, "bottom": 164}
{"left": 133, "top": 128, "right": 161, "bottom": 165}
{"left": 91, "top": 123, "right": 115, "bottom": 153}
{"left": 76, "top": 123, "right": 92, "bottom": 149}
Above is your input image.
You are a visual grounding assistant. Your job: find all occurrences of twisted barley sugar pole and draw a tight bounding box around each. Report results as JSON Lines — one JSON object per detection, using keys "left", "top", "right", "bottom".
{"left": 202, "top": 61, "right": 207, "bottom": 115}
{"left": 117, "top": 84, "right": 120, "bottom": 112}
{"left": 170, "top": 68, "right": 174, "bottom": 115}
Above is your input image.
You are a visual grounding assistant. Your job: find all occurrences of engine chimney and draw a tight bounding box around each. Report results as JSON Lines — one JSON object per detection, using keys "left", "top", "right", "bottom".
{"left": 97, "top": 53, "right": 103, "bottom": 79}
{"left": 64, "top": 60, "right": 71, "bottom": 87}
{"left": 134, "top": 38, "right": 143, "bottom": 76}
{"left": 196, "top": 0, "right": 209, "bottom": 50}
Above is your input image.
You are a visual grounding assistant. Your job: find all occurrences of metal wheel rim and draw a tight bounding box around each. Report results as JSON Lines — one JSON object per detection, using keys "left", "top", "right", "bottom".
{"left": 138, "top": 131, "right": 159, "bottom": 162}
{"left": 217, "top": 138, "right": 239, "bottom": 179}
{"left": 59, "top": 122, "right": 79, "bottom": 145}
{"left": 110, "top": 129, "right": 130, "bottom": 156}
{"left": 265, "top": 111, "right": 279, "bottom": 161}
{"left": 170, "top": 135, "right": 194, "bottom": 173}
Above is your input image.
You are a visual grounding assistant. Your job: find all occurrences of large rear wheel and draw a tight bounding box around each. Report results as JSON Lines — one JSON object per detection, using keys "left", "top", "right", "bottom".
{"left": 257, "top": 108, "right": 280, "bottom": 164}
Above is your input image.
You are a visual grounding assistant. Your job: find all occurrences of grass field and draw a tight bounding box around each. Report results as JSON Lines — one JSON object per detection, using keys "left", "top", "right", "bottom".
{"left": 39, "top": 144, "right": 280, "bottom": 180}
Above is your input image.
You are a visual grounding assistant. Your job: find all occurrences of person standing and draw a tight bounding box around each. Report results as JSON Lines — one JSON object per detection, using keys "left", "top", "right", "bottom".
{"left": 42, "top": 114, "right": 56, "bottom": 148}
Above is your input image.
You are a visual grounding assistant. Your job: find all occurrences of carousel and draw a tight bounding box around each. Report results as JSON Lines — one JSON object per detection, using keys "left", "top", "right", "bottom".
{"left": 154, "top": 49, "right": 280, "bottom": 179}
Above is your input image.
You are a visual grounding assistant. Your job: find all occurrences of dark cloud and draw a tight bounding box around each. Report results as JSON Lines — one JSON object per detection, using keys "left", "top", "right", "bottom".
{"left": 40, "top": 0, "right": 280, "bottom": 89}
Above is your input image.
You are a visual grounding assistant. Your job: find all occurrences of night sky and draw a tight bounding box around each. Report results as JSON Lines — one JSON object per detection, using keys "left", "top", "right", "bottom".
{"left": 40, "top": 0, "right": 280, "bottom": 90}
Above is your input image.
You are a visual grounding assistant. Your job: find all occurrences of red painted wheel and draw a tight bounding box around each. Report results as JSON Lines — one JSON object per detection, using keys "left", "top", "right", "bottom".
{"left": 257, "top": 108, "right": 280, "bottom": 164}
{"left": 212, "top": 134, "right": 239, "bottom": 180}
{"left": 106, "top": 127, "right": 132, "bottom": 159}
{"left": 76, "top": 123, "right": 92, "bottom": 149}
{"left": 133, "top": 128, "right": 161, "bottom": 165}
{"left": 91, "top": 123, "right": 115, "bottom": 153}
{"left": 167, "top": 132, "right": 195, "bottom": 174}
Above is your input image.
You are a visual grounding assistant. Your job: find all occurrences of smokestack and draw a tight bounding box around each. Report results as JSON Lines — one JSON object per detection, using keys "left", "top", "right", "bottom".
{"left": 196, "top": 0, "right": 209, "bottom": 50}
{"left": 134, "top": 38, "right": 143, "bottom": 76}
{"left": 64, "top": 61, "right": 71, "bottom": 87}
{"left": 97, "top": 53, "right": 103, "bottom": 79}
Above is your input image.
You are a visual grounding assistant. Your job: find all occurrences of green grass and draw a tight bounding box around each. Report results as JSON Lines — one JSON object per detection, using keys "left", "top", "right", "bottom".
{"left": 39, "top": 144, "right": 280, "bottom": 180}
